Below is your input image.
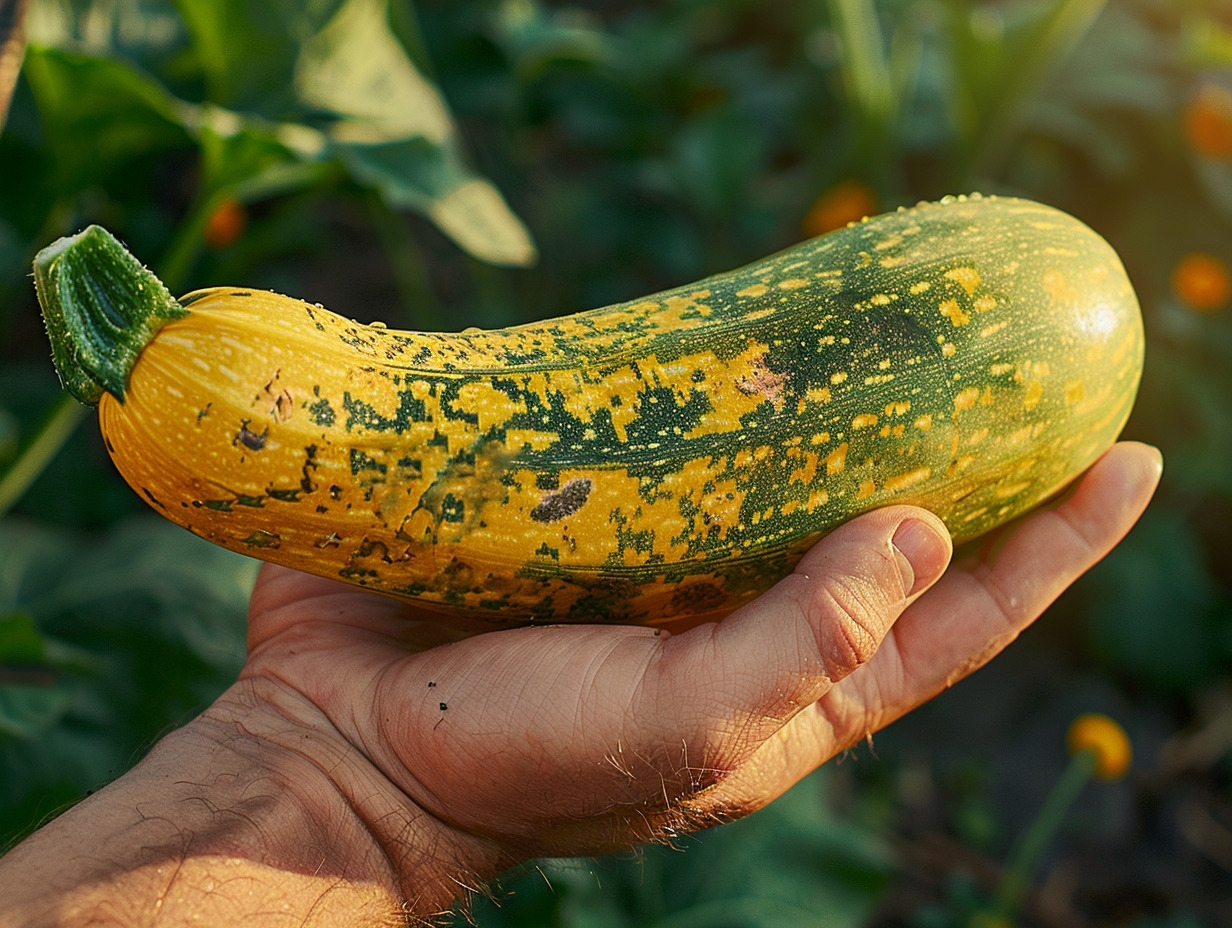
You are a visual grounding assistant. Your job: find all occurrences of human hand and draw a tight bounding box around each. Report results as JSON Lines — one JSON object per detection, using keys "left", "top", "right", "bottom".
{"left": 227, "top": 442, "right": 1162, "bottom": 885}
{"left": 0, "top": 441, "right": 1160, "bottom": 926}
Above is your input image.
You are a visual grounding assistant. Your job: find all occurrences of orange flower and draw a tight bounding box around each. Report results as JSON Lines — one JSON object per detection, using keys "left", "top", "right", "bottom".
{"left": 203, "top": 197, "right": 248, "bottom": 250}
{"left": 802, "top": 179, "right": 878, "bottom": 238}
{"left": 1067, "top": 713, "right": 1131, "bottom": 781}
{"left": 1184, "top": 83, "right": 1232, "bottom": 159}
{"left": 1172, "top": 252, "right": 1231, "bottom": 312}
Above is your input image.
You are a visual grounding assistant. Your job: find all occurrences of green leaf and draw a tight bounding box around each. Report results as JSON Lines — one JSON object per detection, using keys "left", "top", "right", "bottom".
{"left": 341, "top": 137, "right": 538, "bottom": 267}
{"left": 0, "top": 612, "right": 46, "bottom": 664}
{"left": 294, "top": 0, "right": 453, "bottom": 144}
{"left": 21, "top": 44, "right": 191, "bottom": 191}
{"left": 171, "top": 0, "right": 316, "bottom": 111}
{"left": 0, "top": 516, "right": 254, "bottom": 848}
{"left": 459, "top": 770, "right": 891, "bottom": 928}
{"left": 0, "top": 683, "right": 73, "bottom": 740}
{"left": 290, "top": 0, "right": 537, "bottom": 266}
{"left": 1084, "top": 509, "right": 1225, "bottom": 692}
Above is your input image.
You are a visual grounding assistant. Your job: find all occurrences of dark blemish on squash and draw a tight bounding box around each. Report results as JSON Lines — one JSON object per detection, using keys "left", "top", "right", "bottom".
{"left": 427, "top": 681, "right": 436, "bottom": 688}
{"left": 356, "top": 538, "right": 391, "bottom": 561}
{"left": 141, "top": 486, "right": 165, "bottom": 509}
{"left": 234, "top": 420, "right": 268, "bottom": 451}
{"left": 531, "top": 478, "right": 592, "bottom": 523}
{"left": 196, "top": 402, "right": 212, "bottom": 423}
{"left": 230, "top": 290, "right": 253, "bottom": 297}
{"left": 439, "top": 702, "right": 448, "bottom": 711}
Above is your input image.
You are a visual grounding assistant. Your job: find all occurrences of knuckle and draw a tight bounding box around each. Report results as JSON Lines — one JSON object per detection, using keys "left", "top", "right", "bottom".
{"left": 800, "top": 570, "right": 891, "bottom": 680}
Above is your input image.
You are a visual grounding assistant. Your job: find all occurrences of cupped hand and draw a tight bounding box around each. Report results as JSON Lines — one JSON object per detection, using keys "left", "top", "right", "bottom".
{"left": 224, "top": 441, "right": 1161, "bottom": 886}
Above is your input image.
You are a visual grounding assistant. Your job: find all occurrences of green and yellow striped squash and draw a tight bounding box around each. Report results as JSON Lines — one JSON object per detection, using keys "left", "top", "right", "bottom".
{"left": 34, "top": 195, "right": 1143, "bottom": 626}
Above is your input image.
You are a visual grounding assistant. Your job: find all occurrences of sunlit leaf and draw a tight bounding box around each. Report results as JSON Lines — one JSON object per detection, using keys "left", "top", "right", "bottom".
{"left": 295, "top": 0, "right": 453, "bottom": 144}
{"left": 342, "top": 137, "right": 538, "bottom": 266}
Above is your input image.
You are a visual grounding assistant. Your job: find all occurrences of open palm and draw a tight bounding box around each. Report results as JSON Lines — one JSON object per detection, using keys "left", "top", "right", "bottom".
{"left": 235, "top": 441, "right": 1160, "bottom": 874}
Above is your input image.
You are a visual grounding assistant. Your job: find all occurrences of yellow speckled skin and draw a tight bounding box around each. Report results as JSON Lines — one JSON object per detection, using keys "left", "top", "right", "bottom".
{"left": 98, "top": 196, "right": 1143, "bottom": 625}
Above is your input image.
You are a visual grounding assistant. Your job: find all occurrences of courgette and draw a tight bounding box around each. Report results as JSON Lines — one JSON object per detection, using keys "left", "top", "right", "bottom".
{"left": 34, "top": 195, "right": 1144, "bottom": 625}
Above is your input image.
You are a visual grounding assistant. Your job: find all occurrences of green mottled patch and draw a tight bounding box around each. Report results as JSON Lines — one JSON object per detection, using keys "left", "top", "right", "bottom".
{"left": 242, "top": 530, "right": 280, "bottom": 548}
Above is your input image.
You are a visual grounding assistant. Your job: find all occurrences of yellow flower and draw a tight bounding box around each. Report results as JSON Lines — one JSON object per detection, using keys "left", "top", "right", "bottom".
{"left": 1172, "top": 252, "right": 1231, "bottom": 313}
{"left": 1066, "top": 713, "right": 1131, "bottom": 781}
{"left": 802, "top": 179, "right": 878, "bottom": 238}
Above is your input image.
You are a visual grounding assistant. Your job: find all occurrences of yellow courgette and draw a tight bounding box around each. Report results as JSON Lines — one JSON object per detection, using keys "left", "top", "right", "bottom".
{"left": 34, "top": 195, "right": 1144, "bottom": 625}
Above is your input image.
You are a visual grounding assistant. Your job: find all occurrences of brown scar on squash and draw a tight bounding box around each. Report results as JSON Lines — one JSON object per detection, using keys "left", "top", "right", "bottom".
{"left": 736, "top": 354, "right": 788, "bottom": 406}
{"left": 531, "top": 478, "right": 593, "bottom": 523}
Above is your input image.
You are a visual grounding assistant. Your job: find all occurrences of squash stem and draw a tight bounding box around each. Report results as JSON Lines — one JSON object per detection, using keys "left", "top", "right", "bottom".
{"left": 33, "top": 225, "right": 185, "bottom": 406}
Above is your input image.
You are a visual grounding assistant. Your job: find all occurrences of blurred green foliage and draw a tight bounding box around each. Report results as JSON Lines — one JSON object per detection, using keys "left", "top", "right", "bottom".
{"left": 2, "top": 0, "right": 1232, "bottom": 923}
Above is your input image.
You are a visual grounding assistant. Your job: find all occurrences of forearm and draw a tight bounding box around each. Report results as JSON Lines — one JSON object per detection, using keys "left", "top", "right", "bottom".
{"left": 0, "top": 679, "right": 494, "bottom": 927}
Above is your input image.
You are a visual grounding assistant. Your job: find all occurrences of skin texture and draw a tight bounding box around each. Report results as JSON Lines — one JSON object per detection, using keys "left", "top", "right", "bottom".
{"left": 0, "top": 441, "right": 1161, "bottom": 927}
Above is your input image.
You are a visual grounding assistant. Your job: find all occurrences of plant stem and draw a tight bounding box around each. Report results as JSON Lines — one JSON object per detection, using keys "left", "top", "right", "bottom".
{"left": 365, "top": 190, "right": 445, "bottom": 330}
{"left": 827, "top": 0, "right": 896, "bottom": 148}
{"left": 157, "top": 190, "right": 228, "bottom": 294}
{"left": 0, "top": 394, "right": 89, "bottom": 520}
{"left": 990, "top": 749, "right": 1097, "bottom": 920}
{"left": 963, "top": 0, "right": 1110, "bottom": 184}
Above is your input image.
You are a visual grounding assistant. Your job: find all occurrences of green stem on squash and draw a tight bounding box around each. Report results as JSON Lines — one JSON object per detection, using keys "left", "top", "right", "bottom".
{"left": 33, "top": 224, "right": 185, "bottom": 406}
{"left": 0, "top": 225, "right": 185, "bottom": 520}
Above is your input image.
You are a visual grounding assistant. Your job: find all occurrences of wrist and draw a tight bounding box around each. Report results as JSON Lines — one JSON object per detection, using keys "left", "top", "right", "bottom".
{"left": 204, "top": 675, "right": 512, "bottom": 913}
{"left": 0, "top": 676, "right": 505, "bottom": 926}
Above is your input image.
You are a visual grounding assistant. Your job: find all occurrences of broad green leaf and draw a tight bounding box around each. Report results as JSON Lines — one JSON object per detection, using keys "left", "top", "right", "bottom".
{"left": 171, "top": 0, "right": 324, "bottom": 112}
{"left": 342, "top": 138, "right": 538, "bottom": 267}
{"left": 1085, "top": 509, "right": 1223, "bottom": 692}
{"left": 427, "top": 178, "right": 537, "bottom": 268}
{"left": 0, "top": 517, "right": 253, "bottom": 847}
{"left": 21, "top": 44, "right": 190, "bottom": 190}
{"left": 295, "top": 0, "right": 452, "bottom": 144}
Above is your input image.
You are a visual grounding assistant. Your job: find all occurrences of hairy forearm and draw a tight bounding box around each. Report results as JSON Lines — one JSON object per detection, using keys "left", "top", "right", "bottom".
{"left": 0, "top": 680, "right": 490, "bottom": 927}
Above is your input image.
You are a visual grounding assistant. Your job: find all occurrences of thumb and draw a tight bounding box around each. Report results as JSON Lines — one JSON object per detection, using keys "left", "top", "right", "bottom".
{"left": 641, "top": 506, "right": 952, "bottom": 766}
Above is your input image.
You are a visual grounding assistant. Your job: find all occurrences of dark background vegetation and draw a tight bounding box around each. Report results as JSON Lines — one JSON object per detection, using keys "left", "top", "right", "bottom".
{"left": 1, "top": 1, "right": 1231, "bottom": 925}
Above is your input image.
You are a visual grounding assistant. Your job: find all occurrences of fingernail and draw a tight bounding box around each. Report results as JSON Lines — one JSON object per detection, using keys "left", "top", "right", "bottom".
{"left": 892, "top": 518, "right": 950, "bottom": 596}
